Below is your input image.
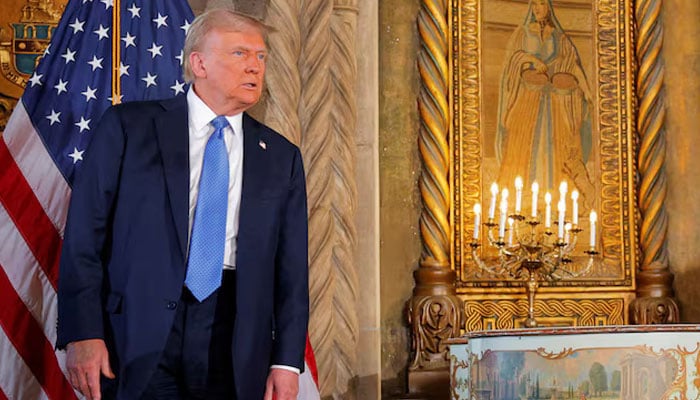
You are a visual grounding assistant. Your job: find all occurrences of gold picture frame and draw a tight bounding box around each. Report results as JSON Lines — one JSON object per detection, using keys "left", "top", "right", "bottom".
{"left": 451, "top": 0, "right": 637, "bottom": 292}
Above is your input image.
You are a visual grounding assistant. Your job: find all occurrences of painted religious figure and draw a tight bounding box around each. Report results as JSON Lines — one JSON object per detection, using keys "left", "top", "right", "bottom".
{"left": 495, "top": 0, "right": 595, "bottom": 202}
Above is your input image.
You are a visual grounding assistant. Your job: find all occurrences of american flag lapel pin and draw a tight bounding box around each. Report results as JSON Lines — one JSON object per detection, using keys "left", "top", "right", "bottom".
{"left": 259, "top": 140, "right": 267, "bottom": 150}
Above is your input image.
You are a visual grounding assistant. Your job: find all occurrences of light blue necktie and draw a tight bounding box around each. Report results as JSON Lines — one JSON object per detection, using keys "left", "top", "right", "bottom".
{"left": 185, "top": 116, "right": 230, "bottom": 301}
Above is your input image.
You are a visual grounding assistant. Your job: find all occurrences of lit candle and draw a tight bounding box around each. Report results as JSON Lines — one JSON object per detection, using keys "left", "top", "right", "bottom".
{"left": 507, "top": 217, "right": 514, "bottom": 245}
{"left": 488, "top": 183, "right": 499, "bottom": 220}
{"left": 473, "top": 203, "right": 481, "bottom": 240}
{"left": 557, "top": 199, "right": 565, "bottom": 239}
{"left": 559, "top": 181, "right": 567, "bottom": 215}
{"left": 514, "top": 176, "right": 523, "bottom": 214}
{"left": 545, "top": 192, "right": 552, "bottom": 228}
{"left": 531, "top": 181, "right": 539, "bottom": 218}
{"left": 571, "top": 190, "right": 579, "bottom": 226}
{"left": 499, "top": 198, "right": 508, "bottom": 239}
{"left": 564, "top": 222, "right": 572, "bottom": 244}
{"left": 590, "top": 211, "right": 597, "bottom": 248}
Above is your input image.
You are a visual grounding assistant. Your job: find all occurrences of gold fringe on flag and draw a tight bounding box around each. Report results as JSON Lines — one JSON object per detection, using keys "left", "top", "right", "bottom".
{"left": 111, "top": 0, "right": 121, "bottom": 105}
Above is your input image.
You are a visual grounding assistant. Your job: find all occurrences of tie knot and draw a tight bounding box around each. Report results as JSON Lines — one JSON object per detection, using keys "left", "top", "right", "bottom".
{"left": 211, "top": 115, "right": 229, "bottom": 131}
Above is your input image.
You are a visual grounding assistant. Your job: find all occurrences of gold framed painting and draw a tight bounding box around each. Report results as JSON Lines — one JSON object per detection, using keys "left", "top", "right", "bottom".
{"left": 451, "top": 0, "right": 637, "bottom": 301}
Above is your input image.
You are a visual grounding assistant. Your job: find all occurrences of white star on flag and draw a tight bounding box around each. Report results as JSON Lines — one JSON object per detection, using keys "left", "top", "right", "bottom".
{"left": 29, "top": 72, "right": 43, "bottom": 87}
{"left": 127, "top": 3, "right": 141, "bottom": 18}
{"left": 81, "top": 86, "right": 97, "bottom": 102}
{"left": 46, "top": 110, "right": 61, "bottom": 125}
{"left": 119, "top": 62, "right": 130, "bottom": 77}
{"left": 122, "top": 32, "right": 136, "bottom": 48}
{"left": 54, "top": 79, "right": 68, "bottom": 94}
{"left": 94, "top": 24, "right": 109, "bottom": 40}
{"left": 61, "top": 48, "right": 76, "bottom": 63}
{"left": 175, "top": 50, "right": 184, "bottom": 65}
{"left": 100, "top": 0, "right": 113, "bottom": 9}
{"left": 142, "top": 72, "right": 158, "bottom": 87}
{"left": 68, "top": 147, "right": 85, "bottom": 164}
{"left": 69, "top": 18, "right": 85, "bottom": 34}
{"left": 147, "top": 43, "right": 163, "bottom": 58}
{"left": 153, "top": 13, "right": 168, "bottom": 28}
{"left": 107, "top": 94, "right": 124, "bottom": 103}
{"left": 170, "top": 80, "right": 185, "bottom": 95}
{"left": 87, "top": 56, "right": 104, "bottom": 71}
{"left": 75, "top": 116, "right": 91, "bottom": 132}
{"left": 181, "top": 20, "right": 191, "bottom": 34}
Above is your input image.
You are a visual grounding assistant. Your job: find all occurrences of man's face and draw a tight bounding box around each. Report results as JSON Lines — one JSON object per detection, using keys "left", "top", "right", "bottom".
{"left": 192, "top": 28, "right": 267, "bottom": 114}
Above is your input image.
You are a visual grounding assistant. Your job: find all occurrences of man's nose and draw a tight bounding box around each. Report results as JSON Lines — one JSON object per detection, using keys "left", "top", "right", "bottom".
{"left": 245, "top": 57, "right": 263, "bottom": 73}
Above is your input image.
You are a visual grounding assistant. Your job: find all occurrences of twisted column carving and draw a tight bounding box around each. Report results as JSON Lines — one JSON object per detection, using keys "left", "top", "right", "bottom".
{"left": 328, "top": 0, "right": 359, "bottom": 398}
{"left": 417, "top": 0, "right": 450, "bottom": 265}
{"left": 631, "top": 0, "right": 679, "bottom": 323}
{"left": 297, "top": 0, "right": 336, "bottom": 396}
{"left": 407, "top": 0, "right": 462, "bottom": 379}
{"left": 264, "top": 0, "right": 302, "bottom": 144}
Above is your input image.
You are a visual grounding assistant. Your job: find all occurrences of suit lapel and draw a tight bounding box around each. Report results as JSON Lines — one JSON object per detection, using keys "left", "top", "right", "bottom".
{"left": 154, "top": 95, "right": 189, "bottom": 259}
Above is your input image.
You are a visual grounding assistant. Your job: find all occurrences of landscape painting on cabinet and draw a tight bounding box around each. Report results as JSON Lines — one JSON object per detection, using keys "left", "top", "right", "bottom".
{"left": 461, "top": 348, "right": 676, "bottom": 399}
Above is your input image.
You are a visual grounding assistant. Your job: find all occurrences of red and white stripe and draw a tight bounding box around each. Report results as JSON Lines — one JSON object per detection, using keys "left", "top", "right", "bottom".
{"left": 298, "top": 336, "right": 320, "bottom": 400}
{"left": 0, "top": 102, "right": 77, "bottom": 399}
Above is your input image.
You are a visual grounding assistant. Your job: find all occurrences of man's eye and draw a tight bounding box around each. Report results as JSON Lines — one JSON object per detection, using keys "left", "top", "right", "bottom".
{"left": 233, "top": 51, "right": 244, "bottom": 56}
{"left": 257, "top": 54, "right": 266, "bottom": 61}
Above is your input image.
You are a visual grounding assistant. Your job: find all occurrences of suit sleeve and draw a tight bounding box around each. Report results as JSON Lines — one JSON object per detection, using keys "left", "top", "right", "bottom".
{"left": 56, "top": 106, "right": 125, "bottom": 349}
{"left": 271, "top": 147, "right": 309, "bottom": 370}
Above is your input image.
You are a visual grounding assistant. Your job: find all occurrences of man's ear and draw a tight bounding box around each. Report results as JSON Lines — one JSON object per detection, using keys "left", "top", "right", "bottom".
{"left": 189, "top": 52, "right": 206, "bottom": 78}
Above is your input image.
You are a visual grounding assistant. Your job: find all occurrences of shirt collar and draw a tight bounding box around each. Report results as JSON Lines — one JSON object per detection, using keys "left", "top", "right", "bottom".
{"left": 187, "top": 86, "right": 243, "bottom": 137}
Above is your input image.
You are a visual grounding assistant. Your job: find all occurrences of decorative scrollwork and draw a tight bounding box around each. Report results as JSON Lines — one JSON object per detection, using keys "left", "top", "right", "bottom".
{"left": 630, "top": 295, "right": 680, "bottom": 325}
{"left": 464, "top": 298, "right": 625, "bottom": 331}
{"left": 535, "top": 347, "right": 575, "bottom": 360}
{"left": 408, "top": 294, "right": 462, "bottom": 370}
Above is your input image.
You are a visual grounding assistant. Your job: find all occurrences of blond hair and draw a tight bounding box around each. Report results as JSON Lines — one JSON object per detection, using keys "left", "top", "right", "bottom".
{"left": 182, "top": 8, "right": 269, "bottom": 83}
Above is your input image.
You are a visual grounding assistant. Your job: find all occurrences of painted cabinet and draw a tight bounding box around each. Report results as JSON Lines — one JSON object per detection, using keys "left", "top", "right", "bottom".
{"left": 447, "top": 325, "right": 700, "bottom": 400}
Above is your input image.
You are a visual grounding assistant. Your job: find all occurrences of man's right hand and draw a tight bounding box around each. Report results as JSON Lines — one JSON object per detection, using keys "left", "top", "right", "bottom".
{"left": 65, "top": 339, "right": 115, "bottom": 400}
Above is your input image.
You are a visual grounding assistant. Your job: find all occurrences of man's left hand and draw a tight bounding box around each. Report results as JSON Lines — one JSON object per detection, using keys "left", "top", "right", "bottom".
{"left": 264, "top": 368, "right": 299, "bottom": 400}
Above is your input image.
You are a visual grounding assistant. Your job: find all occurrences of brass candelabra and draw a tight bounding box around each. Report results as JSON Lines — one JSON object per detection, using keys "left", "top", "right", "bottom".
{"left": 470, "top": 179, "right": 598, "bottom": 327}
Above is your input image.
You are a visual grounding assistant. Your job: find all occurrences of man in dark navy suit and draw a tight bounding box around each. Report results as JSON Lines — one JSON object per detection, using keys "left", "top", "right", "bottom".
{"left": 57, "top": 8, "right": 308, "bottom": 400}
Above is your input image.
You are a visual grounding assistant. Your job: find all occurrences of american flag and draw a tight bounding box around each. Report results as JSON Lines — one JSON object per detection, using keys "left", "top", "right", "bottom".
{"left": 0, "top": 0, "right": 193, "bottom": 398}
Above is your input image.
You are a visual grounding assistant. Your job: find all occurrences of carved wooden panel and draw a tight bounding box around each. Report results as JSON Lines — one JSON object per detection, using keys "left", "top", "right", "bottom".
{"left": 462, "top": 295, "right": 630, "bottom": 332}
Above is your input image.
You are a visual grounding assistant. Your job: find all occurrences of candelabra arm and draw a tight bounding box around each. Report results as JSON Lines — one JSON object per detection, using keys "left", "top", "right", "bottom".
{"left": 471, "top": 243, "right": 501, "bottom": 276}
{"left": 485, "top": 223, "right": 500, "bottom": 246}
{"left": 564, "top": 233, "right": 578, "bottom": 253}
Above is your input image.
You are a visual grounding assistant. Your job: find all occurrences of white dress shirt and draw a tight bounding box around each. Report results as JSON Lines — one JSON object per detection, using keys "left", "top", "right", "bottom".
{"left": 186, "top": 88, "right": 299, "bottom": 375}
{"left": 187, "top": 88, "right": 243, "bottom": 270}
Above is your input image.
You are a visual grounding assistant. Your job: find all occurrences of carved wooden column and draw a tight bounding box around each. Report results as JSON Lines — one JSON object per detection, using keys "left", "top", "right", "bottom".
{"left": 630, "top": 0, "right": 679, "bottom": 323}
{"left": 406, "top": 0, "right": 462, "bottom": 395}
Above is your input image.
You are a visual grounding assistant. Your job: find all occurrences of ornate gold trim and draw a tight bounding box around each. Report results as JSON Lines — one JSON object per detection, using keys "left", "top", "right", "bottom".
{"left": 463, "top": 296, "right": 627, "bottom": 331}
{"left": 452, "top": 0, "right": 638, "bottom": 290}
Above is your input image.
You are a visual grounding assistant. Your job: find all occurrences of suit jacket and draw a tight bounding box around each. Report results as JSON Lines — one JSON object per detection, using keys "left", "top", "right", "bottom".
{"left": 57, "top": 95, "right": 309, "bottom": 399}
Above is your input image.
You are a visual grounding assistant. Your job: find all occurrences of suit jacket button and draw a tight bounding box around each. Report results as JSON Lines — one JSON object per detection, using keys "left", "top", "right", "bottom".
{"left": 166, "top": 301, "right": 177, "bottom": 310}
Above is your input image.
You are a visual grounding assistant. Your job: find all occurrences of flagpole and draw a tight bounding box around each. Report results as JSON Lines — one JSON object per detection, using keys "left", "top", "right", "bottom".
{"left": 112, "top": 0, "right": 121, "bottom": 105}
